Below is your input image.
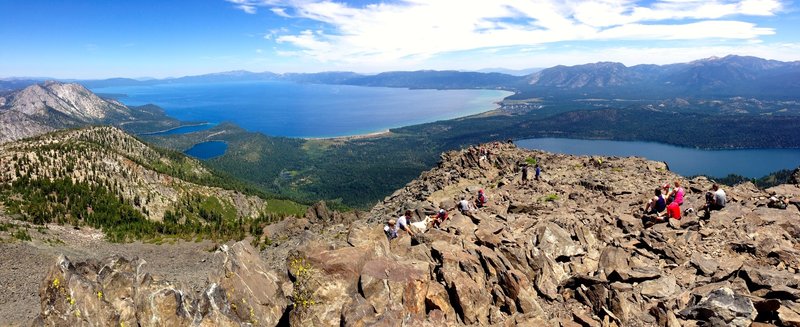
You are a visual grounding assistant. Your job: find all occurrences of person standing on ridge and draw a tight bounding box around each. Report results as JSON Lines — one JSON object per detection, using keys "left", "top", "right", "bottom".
{"left": 535, "top": 164, "right": 541, "bottom": 181}
{"left": 521, "top": 163, "right": 529, "bottom": 184}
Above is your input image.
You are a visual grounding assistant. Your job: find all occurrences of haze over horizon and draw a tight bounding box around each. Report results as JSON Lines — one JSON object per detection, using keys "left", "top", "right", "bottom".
{"left": 2, "top": 0, "right": 800, "bottom": 79}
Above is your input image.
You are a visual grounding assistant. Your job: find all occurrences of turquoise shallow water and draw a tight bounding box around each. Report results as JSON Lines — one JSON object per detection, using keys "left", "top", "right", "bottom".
{"left": 516, "top": 138, "right": 800, "bottom": 178}
{"left": 93, "top": 81, "right": 511, "bottom": 138}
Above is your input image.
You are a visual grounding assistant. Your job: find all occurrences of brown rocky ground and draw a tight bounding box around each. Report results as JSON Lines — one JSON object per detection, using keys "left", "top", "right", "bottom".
{"left": 0, "top": 214, "right": 217, "bottom": 327}
{"left": 19, "top": 143, "right": 800, "bottom": 326}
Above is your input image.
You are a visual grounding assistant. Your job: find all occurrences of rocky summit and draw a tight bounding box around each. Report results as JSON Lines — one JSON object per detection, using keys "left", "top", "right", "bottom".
{"left": 32, "top": 143, "right": 800, "bottom": 326}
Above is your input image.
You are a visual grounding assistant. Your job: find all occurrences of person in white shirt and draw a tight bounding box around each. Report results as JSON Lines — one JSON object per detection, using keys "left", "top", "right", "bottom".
{"left": 396, "top": 210, "right": 415, "bottom": 237}
{"left": 383, "top": 219, "right": 398, "bottom": 240}
{"left": 458, "top": 197, "right": 472, "bottom": 214}
{"left": 699, "top": 184, "right": 726, "bottom": 218}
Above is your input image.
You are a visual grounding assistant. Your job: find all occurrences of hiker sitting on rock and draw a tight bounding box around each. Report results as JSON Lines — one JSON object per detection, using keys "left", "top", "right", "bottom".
{"left": 383, "top": 219, "right": 398, "bottom": 241}
{"left": 396, "top": 210, "right": 415, "bottom": 237}
{"left": 768, "top": 195, "right": 789, "bottom": 210}
{"left": 458, "top": 196, "right": 473, "bottom": 214}
{"left": 661, "top": 183, "right": 673, "bottom": 203}
{"left": 475, "top": 189, "right": 488, "bottom": 208}
{"left": 644, "top": 188, "right": 667, "bottom": 214}
{"left": 665, "top": 180, "right": 685, "bottom": 205}
{"left": 429, "top": 208, "right": 449, "bottom": 230}
{"left": 698, "top": 184, "right": 726, "bottom": 219}
{"left": 643, "top": 199, "right": 682, "bottom": 227}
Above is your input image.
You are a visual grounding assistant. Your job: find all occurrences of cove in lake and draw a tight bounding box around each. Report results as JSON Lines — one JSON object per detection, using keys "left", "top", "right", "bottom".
{"left": 92, "top": 81, "right": 511, "bottom": 138}
{"left": 516, "top": 138, "right": 800, "bottom": 178}
{"left": 184, "top": 141, "right": 227, "bottom": 159}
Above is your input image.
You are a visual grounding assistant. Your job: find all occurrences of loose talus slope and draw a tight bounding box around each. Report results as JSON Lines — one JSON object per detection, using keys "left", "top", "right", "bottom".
{"left": 34, "top": 142, "right": 800, "bottom": 326}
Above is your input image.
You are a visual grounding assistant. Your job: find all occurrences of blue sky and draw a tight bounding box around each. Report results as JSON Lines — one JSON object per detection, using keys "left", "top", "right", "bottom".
{"left": 1, "top": 0, "right": 799, "bottom": 79}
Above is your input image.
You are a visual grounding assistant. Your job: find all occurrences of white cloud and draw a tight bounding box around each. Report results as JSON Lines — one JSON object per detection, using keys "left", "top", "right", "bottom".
{"left": 450, "top": 43, "right": 800, "bottom": 72}
{"left": 270, "top": 7, "right": 292, "bottom": 17}
{"left": 238, "top": 5, "right": 257, "bottom": 14}
{"left": 227, "top": 0, "right": 788, "bottom": 67}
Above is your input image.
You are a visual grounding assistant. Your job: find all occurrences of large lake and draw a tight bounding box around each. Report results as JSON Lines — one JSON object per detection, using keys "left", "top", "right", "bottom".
{"left": 516, "top": 138, "right": 800, "bottom": 178}
{"left": 93, "top": 81, "right": 510, "bottom": 138}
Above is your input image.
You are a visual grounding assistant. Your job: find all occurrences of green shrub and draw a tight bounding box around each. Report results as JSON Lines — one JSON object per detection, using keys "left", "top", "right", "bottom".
{"left": 289, "top": 256, "right": 316, "bottom": 311}
{"left": 12, "top": 228, "right": 32, "bottom": 241}
{"left": 541, "top": 193, "right": 559, "bottom": 202}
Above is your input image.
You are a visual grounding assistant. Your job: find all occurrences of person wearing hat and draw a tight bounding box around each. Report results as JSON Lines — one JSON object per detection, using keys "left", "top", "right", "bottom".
{"left": 475, "top": 189, "right": 487, "bottom": 208}
{"left": 429, "top": 208, "right": 449, "bottom": 230}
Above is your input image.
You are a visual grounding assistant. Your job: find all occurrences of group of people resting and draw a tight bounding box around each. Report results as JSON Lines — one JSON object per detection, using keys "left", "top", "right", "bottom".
{"left": 641, "top": 181, "right": 726, "bottom": 226}
{"left": 384, "top": 189, "right": 487, "bottom": 241}
{"left": 459, "top": 189, "right": 487, "bottom": 213}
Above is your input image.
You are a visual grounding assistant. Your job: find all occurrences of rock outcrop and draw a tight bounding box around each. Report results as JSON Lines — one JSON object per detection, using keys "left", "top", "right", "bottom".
{"left": 790, "top": 167, "right": 800, "bottom": 185}
{"left": 34, "top": 143, "right": 800, "bottom": 326}
{"left": 35, "top": 243, "right": 290, "bottom": 326}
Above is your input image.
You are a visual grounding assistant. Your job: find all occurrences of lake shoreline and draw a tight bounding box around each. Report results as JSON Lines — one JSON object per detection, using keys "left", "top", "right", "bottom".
{"left": 303, "top": 129, "right": 392, "bottom": 141}
{"left": 516, "top": 137, "right": 800, "bottom": 178}
{"left": 91, "top": 80, "right": 511, "bottom": 139}
{"left": 139, "top": 122, "right": 213, "bottom": 136}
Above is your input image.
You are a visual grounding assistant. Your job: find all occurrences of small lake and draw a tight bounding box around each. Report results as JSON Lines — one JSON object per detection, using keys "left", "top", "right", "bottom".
{"left": 142, "top": 123, "right": 216, "bottom": 136}
{"left": 184, "top": 141, "right": 227, "bottom": 159}
{"left": 92, "top": 80, "right": 510, "bottom": 138}
{"left": 516, "top": 138, "right": 800, "bottom": 178}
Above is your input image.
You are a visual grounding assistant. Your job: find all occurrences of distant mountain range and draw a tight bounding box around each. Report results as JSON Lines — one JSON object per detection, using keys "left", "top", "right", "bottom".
{"left": 0, "top": 81, "right": 177, "bottom": 143}
{"left": 518, "top": 55, "right": 800, "bottom": 98}
{"left": 474, "top": 67, "right": 543, "bottom": 75}
{"left": 2, "top": 55, "right": 799, "bottom": 99}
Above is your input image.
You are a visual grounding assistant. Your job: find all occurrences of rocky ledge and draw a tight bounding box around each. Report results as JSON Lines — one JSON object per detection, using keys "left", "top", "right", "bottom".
{"left": 34, "top": 143, "right": 800, "bottom": 326}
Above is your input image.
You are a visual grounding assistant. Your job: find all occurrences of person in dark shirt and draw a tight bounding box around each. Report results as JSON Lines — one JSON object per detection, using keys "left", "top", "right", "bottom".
{"left": 644, "top": 188, "right": 666, "bottom": 214}
{"left": 521, "top": 164, "right": 529, "bottom": 184}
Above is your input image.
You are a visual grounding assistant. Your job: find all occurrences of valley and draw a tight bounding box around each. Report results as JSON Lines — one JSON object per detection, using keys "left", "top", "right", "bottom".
{"left": 6, "top": 1, "right": 800, "bottom": 325}
{"left": 0, "top": 59, "right": 799, "bottom": 327}
{"left": 4, "top": 56, "right": 800, "bottom": 210}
